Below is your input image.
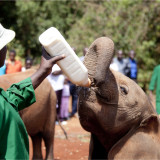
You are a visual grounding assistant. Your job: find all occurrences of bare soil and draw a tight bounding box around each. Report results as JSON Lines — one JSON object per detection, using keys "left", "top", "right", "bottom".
{"left": 29, "top": 116, "right": 90, "bottom": 160}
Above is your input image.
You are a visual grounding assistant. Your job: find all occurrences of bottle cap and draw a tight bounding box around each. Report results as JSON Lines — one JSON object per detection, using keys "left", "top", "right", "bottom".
{"left": 83, "top": 78, "right": 91, "bottom": 87}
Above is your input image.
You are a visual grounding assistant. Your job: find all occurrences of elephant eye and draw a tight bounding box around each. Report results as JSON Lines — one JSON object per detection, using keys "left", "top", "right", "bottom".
{"left": 120, "top": 86, "right": 128, "bottom": 95}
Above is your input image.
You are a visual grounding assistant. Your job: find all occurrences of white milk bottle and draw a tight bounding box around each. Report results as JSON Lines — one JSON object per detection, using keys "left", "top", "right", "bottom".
{"left": 39, "top": 27, "right": 91, "bottom": 87}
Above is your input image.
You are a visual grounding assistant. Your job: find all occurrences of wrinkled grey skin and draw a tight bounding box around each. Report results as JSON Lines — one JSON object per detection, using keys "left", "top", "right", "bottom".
{"left": 78, "top": 37, "right": 160, "bottom": 160}
{"left": 0, "top": 69, "right": 56, "bottom": 160}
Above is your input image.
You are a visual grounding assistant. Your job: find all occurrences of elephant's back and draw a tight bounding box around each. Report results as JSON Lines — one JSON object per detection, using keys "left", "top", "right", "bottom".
{"left": 0, "top": 69, "right": 36, "bottom": 90}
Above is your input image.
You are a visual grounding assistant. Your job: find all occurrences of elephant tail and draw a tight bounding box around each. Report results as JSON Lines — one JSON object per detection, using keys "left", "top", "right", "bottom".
{"left": 56, "top": 115, "right": 68, "bottom": 139}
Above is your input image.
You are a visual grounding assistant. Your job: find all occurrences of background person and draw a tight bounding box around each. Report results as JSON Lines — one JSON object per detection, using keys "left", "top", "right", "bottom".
{"left": 112, "top": 50, "right": 129, "bottom": 75}
{"left": 59, "top": 78, "right": 70, "bottom": 124}
{"left": 22, "top": 57, "right": 33, "bottom": 72}
{"left": 69, "top": 47, "right": 78, "bottom": 118}
{"left": 110, "top": 58, "right": 118, "bottom": 71}
{"left": 0, "top": 63, "right": 6, "bottom": 76}
{"left": 6, "top": 49, "right": 22, "bottom": 74}
{"left": 47, "top": 64, "right": 65, "bottom": 120}
{"left": 149, "top": 65, "right": 160, "bottom": 115}
{"left": 126, "top": 50, "right": 138, "bottom": 82}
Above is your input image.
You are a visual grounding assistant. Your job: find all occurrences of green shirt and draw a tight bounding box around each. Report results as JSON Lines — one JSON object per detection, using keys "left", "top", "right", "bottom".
{"left": 149, "top": 65, "right": 160, "bottom": 102}
{"left": 0, "top": 77, "right": 36, "bottom": 159}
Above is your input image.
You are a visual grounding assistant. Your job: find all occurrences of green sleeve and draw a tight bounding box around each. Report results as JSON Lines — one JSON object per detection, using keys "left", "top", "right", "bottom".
{"left": 149, "top": 67, "right": 157, "bottom": 91}
{"left": 5, "top": 77, "right": 36, "bottom": 111}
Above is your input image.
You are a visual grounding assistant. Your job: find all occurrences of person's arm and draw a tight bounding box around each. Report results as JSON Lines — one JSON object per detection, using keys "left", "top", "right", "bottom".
{"left": 30, "top": 47, "right": 65, "bottom": 90}
{"left": 5, "top": 48, "right": 65, "bottom": 111}
{"left": 149, "top": 67, "right": 157, "bottom": 91}
{"left": 5, "top": 78, "right": 36, "bottom": 111}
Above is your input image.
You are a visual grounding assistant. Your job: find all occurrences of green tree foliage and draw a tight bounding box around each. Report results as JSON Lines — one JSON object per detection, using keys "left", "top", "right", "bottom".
{"left": 0, "top": 1, "right": 17, "bottom": 28}
{"left": 0, "top": 0, "right": 160, "bottom": 88}
{"left": 67, "top": 0, "right": 160, "bottom": 86}
{"left": 0, "top": 0, "right": 84, "bottom": 57}
{"left": 16, "top": 1, "right": 84, "bottom": 57}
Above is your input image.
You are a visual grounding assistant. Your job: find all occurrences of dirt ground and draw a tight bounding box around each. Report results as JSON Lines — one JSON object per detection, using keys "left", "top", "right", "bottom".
{"left": 29, "top": 116, "right": 90, "bottom": 160}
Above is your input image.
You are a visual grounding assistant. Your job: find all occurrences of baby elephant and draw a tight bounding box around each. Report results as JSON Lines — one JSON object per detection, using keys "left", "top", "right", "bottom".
{"left": 78, "top": 37, "right": 160, "bottom": 159}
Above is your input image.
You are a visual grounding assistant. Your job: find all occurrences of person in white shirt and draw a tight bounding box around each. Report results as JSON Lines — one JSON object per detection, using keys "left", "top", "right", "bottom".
{"left": 60, "top": 78, "right": 70, "bottom": 124}
{"left": 47, "top": 64, "right": 65, "bottom": 118}
{"left": 110, "top": 58, "right": 119, "bottom": 71}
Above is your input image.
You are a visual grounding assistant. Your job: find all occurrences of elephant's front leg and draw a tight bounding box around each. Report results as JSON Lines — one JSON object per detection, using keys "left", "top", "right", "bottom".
{"left": 42, "top": 130, "right": 54, "bottom": 160}
{"left": 31, "top": 134, "right": 43, "bottom": 159}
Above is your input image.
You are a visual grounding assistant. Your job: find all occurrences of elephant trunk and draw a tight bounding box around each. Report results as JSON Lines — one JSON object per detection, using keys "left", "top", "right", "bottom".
{"left": 84, "top": 37, "right": 114, "bottom": 86}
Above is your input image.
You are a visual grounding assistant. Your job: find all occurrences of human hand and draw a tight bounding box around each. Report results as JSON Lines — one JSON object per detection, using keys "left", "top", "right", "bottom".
{"left": 31, "top": 47, "right": 65, "bottom": 89}
{"left": 39, "top": 47, "right": 65, "bottom": 76}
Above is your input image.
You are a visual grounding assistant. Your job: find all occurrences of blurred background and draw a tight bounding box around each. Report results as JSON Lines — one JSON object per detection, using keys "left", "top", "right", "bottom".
{"left": 0, "top": 0, "right": 160, "bottom": 90}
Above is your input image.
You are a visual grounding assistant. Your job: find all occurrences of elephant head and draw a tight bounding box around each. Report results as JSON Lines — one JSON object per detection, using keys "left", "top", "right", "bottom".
{"left": 78, "top": 37, "right": 158, "bottom": 159}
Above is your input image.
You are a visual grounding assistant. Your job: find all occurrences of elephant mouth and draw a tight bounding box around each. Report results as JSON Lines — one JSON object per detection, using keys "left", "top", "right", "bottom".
{"left": 77, "top": 86, "right": 90, "bottom": 100}
{"left": 77, "top": 86, "right": 88, "bottom": 95}
{"left": 77, "top": 85, "right": 98, "bottom": 103}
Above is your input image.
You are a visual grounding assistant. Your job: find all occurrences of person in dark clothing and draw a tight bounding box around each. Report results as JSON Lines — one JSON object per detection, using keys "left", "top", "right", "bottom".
{"left": 126, "top": 50, "right": 138, "bottom": 82}
{"left": 113, "top": 50, "right": 129, "bottom": 75}
{"left": 69, "top": 82, "right": 78, "bottom": 117}
{"left": 69, "top": 47, "right": 78, "bottom": 118}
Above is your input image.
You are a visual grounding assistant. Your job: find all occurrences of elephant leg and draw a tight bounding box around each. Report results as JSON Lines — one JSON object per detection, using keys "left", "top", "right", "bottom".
{"left": 31, "top": 133, "right": 43, "bottom": 160}
{"left": 42, "top": 131, "right": 54, "bottom": 160}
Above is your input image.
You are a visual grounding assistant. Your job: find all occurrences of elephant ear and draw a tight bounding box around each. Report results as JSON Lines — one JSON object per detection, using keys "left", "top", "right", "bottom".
{"left": 84, "top": 37, "right": 114, "bottom": 86}
{"left": 140, "top": 114, "right": 159, "bottom": 132}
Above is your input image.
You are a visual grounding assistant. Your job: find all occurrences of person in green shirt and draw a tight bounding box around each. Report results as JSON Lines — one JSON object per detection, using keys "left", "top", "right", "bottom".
{"left": 0, "top": 24, "right": 65, "bottom": 159}
{"left": 149, "top": 65, "right": 160, "bottom": 115}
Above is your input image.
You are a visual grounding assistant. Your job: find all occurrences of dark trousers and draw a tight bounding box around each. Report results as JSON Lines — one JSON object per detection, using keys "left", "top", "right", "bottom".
{"left": 69, "top": 83, "right": 78, "bottom": 115}
{"left": 56, "top": 89, "right": 63, "bottom": 117}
